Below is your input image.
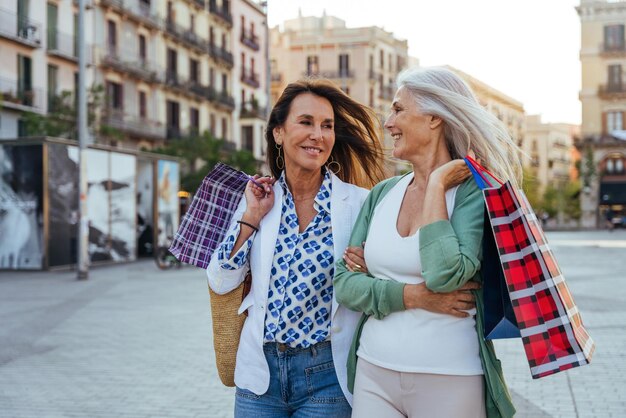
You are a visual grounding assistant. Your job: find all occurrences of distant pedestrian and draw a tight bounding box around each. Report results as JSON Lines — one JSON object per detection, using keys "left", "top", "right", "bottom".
{"left": 605, "top": 208, "right": 615, "bottom": 231}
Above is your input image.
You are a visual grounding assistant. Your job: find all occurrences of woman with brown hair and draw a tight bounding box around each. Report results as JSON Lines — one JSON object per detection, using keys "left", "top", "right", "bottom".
{"left": 207, "top": 79, "right": 476, "bottom": 417}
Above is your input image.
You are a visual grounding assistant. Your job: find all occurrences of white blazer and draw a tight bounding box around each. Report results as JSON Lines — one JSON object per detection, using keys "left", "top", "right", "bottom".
{"left": 206, "top": 173, "right": 368, "bottom": 405}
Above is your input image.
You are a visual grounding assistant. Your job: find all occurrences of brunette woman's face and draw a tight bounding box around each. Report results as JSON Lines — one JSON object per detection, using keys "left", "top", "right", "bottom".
{"left": 273, "top": 93, "right": 335, "bottom": 174}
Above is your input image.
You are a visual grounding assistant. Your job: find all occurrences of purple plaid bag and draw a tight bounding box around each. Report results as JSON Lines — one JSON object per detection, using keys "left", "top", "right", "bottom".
{"left": 169, "top": 162, "right": 250, "bottom": 268}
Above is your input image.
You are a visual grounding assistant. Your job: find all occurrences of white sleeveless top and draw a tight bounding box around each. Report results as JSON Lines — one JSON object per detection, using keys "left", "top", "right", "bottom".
{"left": 357, "top": 173, "right": 483, "bottom": 375}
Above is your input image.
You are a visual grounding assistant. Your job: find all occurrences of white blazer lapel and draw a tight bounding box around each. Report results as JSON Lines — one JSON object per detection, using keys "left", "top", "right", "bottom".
{"left": 330, "top": 174, "right": 352, "bottom": 320}
{"left": 254, "top": 182, "right": 283, "bottom": 290}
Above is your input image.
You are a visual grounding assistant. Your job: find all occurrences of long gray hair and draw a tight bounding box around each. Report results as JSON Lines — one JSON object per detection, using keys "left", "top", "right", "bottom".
{"left": 396, "top": 67, "right": 522, "bottom": 188}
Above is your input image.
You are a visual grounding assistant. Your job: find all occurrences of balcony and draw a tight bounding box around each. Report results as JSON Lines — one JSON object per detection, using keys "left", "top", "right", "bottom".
{"left": 241, "top": 70, "right": 260, "bottom": 88}
{"left": 0, "top": 77, "right": 43, "bottom": 111}
{"left": 270, "top": 72, "right": 282, "bottom": 83}
{"left": 302, "top": 69, "right": 355, "bottom": 80}
{"left": 379, "top": 84, "right": 395, "bottom": 101}
{"left": 0, "top": 7, "right": 41, "bottom": 47}
{"left": 164, "top": 71, "right": 214, "bottom": 102}
{"left": 600, "top": 42, "right": 626, "bottom": 57}
{"left": 240, "top": 101, "right": 266, "bottom": 119}
{"left": 369, "top": 69, "right": 378, "bottom": 81}
{"left": 164, "top": 19, "right": 209, "bottom": 53}
{"left": 47, "top": 29, "right": 78, "bottom": 62}
{"left": 208, "top": 44, "right": 234, "bottom": 68}
{"left": 216, "top": 91, "right": 235, "bottom": 110}
{"left": 598, "top": 84, "right": 626, "bottom": 100}
{"left": 103, "top": 108, "right": 166, "bottom": 140}
{"left": 99, "top": 0, "right": 162, "bottom": 30}
{"left": 240, "top": 28, "right": 260, "bottom": 51}
{"left": 100, "top": 47, "right": 162, "bottom": 83}
{"left": 209, "top": 0, "right": 233, "bottom": 27}
{"left": 189, "top": 0, "right": 206, "bottom": 8}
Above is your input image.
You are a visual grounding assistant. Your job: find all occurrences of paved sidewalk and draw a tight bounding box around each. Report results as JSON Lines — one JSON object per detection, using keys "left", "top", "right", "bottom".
{"left": 0, "top": 230, "right": 625, "bottom": 417}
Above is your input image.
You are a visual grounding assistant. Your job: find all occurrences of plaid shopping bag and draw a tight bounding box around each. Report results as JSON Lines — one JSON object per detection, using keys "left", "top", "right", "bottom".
{"left": 465, "top": 156, "right": 595, "bottom": 379}
{"left": 169, "top": 162, "right": 250, "bottom": 268}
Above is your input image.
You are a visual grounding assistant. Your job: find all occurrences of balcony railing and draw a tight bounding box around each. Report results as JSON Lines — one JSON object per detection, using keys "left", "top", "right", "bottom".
{"left": 599, "top": 84, "right": 626, "bottom": 99}
{"left": 0, "top": 77, "right": 43, "bottom": 110}
{"left": 103, "top": 108, "right": 166, "bottom": 140}
{"left": 240, "top": 28, "right": 260, "bottom": 51}
{"left": 600, "top": 42, "right": 626, "bottom": 56}
{"left": 209, "top": 0, "right": 233, "bottom": 26}
{"left": 216, "top": 91, "right": 235, "bottom": 109}
{"left": 47, "top": 29, "right": 77, "bottom": 61}
{"left": 240, "top": 101, "right": 266, "bottom": 119}
{"left": 100, "top": 0, "right": 162, "bottom": 30}
{"left": 0, "top": 7, "right": 41, "bottom": 47}
{"left": 302, "top": 70, "right": 355, "bottom": 79}
{"left": 241, "top": 70, "right": 260, "bottom": 88}
{"left": 101, "top": 48, "right": 162, "bottom": 83}
{"left": 209, "top": 44, "right": 234, "bottom": 67}
{"left": 165, "top": 19, "right": 208, "bottom": 52}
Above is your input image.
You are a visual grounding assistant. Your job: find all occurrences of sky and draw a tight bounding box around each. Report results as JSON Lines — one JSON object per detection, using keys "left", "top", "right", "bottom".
{"left": 266, "top": 0, "right": 582, "bottom": 125}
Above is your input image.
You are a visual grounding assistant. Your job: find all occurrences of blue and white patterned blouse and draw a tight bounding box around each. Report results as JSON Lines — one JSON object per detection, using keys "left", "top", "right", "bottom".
{"left": 216, "top": 170, "right": 335, "bottom": 348}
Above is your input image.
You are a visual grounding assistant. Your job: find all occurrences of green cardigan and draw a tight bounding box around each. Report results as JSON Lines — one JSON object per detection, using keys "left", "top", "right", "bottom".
{"left": 334, "top": 174, "right": 516, "bottom": 418}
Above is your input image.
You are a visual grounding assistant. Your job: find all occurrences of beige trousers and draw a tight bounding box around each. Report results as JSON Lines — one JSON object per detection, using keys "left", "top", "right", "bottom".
{"left": 352, "top": 358, "right": 487, "bottom": 418}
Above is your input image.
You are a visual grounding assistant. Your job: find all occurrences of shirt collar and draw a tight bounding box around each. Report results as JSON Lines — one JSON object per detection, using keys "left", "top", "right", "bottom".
{"left": 278, "top": 169, "right": 332, "bottom": 213}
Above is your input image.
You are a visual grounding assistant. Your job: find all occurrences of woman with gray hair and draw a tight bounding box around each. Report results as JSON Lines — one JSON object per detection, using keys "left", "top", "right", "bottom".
{"left": 334, "top": 66, "right": 520, "bottom": 418}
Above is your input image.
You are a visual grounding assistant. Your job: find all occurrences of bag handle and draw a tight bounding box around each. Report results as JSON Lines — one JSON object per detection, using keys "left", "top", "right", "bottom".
{"left": 464, "top": 155, "right": 503, "bottom": 189}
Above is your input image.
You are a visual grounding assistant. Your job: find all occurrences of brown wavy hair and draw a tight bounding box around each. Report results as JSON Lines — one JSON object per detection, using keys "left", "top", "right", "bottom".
{"left": 266, "top": 79, "right": 386, "bottom": 189}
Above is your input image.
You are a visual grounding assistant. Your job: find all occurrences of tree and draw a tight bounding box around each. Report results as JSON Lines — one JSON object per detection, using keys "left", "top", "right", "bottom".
{"left": 20, "top": 85, "right": 105, "bottom": 139}
{"left": 151, "top": 131, "right": 260, "bottom": 192}
{"left": 521, "top": 166, "right": 542, "bottom": 209}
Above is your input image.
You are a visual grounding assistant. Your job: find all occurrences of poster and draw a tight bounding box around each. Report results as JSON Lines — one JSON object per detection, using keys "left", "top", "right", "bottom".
{"left": 0, "top": 144, "right": 44, "bottom": 269}
{"left": 156, "top": 160, "right": 179, "bottom": 248}
{"left": 47, "top": 143, "right": 79, "bottom": 267}
{"left": 109, "top": 153, "right": 136, "bottom": 261}
{"left": 136, "top": 159, "right": 154, "bottom": 256}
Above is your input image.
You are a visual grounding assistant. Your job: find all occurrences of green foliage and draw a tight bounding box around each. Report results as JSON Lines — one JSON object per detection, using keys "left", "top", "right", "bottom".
{"left": 20, "top": 85, "right": 104, "bottom": 139}
{"left": 151, "top": 131, "right": 260, "bottom": 192}
{"left": 521, "top": 166, "right": 542, "bottom": 209}
{"left": 540, "top": 180, "right": 581, "bottom": 221}
{"left": 582, "top": 146, "right": 596, "bottom": 187}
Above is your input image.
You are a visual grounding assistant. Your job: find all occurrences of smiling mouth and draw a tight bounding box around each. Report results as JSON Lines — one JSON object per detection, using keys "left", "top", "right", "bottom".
{"left": 391, "top": 133, "right": 401, "bottom": 142}
{"left": 302, "top": 146, "right": 323, "bottom": 155}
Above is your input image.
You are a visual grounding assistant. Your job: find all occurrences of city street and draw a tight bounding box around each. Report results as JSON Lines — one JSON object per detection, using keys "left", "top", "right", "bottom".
{"left": 0, "top": 230, "right": 625, "bottom": 418}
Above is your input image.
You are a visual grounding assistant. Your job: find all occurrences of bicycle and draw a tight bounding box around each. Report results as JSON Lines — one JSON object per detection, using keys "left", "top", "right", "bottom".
{"left": 155, "top": 236, "right": 182, "bottom": 270}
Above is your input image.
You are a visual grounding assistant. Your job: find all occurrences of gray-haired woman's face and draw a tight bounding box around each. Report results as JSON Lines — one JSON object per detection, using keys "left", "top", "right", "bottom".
{"left": 385, "top": 87, "right": 438, "bottom": 161}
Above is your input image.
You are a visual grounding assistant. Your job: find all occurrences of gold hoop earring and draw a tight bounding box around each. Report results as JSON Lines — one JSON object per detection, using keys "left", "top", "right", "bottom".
{"left": 275, "top": 143, "right": 284, "bottom": 170}
{"left": 326, "top": 155, "right": 341, "bottom": 175}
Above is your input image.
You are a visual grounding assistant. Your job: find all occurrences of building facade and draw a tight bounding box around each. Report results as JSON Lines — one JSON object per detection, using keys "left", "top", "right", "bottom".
{"left": 231, "top": 0, "right": 268, "bottom": 161}
{"left": 578, "top": 0, "right": 626, "bottom": 228}
{"left": 269, "top": 13, "right": 408, "bottom": 173}
{"left": 1, "top": 0, "right": 268, "bottom": 155}
{"left": 524, "top": 115, "right": 579, "bottom": 192}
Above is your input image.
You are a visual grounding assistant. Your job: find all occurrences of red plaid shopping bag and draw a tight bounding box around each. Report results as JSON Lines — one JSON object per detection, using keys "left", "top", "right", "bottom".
{"left": 465, "top": 156, "right": 595, "bottom": 379}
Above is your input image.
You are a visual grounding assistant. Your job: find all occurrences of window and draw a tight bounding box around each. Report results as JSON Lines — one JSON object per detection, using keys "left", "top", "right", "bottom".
{"left": 47, "top": 64, "right": 58, "bottom": 111}
{"left": 242, "top": 126, "right": 253, "bottom": 152}
{"left": 222, "top": 73, "right": 228, "bottom": 93}
{"left": 106, "top": 81, "right": 123, "bottom": 110}
{"left": 166, "top": 100, "right": 180, "bottom": 134}
{"left": 47, "top": 2, "right": 58, "bottom": 50}
{"left": 380, "top": 50, "right": 384, "bottom": 69}
{"left": 222, "top": 117, "right": 228, "bottom": 140}
{"left": 369, "top": 88, "right": 374, "bottom": 107}
{"left": 190, "top": 58, "right": 199, "bottom": 83}
{"left": 167, "top": 48, "right": 177, "bottom": 81}
{"left": 606, "top": 155, "right": 625, "bottom": 174}
{"left": 608, "top": 64, "right": 622, "bottom": 91}
{"left": 210, "top": 113, "right": 216, "bottom": 136}
{"left": 167, "top": 1, "right": 174, "bottom": 22}
{"left": 209, "top": 67, "right": 215, "bottom": 87}
{"left": 190, "top": 15, "right": 195, "bottom": 33}
{"left": 339, "top": 54, "right": 349, "bottom": 77}
{"left": 605, "top": 24, "right": 625, "bottom": 51}
{"left": 209, "top": 26, "right": 214, "bottom": 47}
{"left": 107, "top": 20, "right": 117, "bottom": 54}
{"left": 190, "top": 107, "right": 199, "bottom": 133}
{"left": 139, "top": 91, "right": 147, "bottom": 118}
{"left": 306, "top": 55, "right": 319, "bottom": 76}
{"left": 139, "top": 35, "right": 147, "bottom": 63}
{"left": 607, "top": 111, "right": 623, "bottom": 132}
{"left": 17, "top": 55, "right": 32, "bottom": 106}
{"left": 221, "top": 33, "right": 227, "bottom": 50}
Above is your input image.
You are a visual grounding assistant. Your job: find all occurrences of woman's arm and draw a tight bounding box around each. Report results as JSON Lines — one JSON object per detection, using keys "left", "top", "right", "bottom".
{"left": 420, "top": 178, "right": 484, "bottom": 293}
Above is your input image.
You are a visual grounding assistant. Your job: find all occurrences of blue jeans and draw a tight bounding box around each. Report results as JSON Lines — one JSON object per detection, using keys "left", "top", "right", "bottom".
{"left": 234, "top": 340, "right": 351, "bottom": 418}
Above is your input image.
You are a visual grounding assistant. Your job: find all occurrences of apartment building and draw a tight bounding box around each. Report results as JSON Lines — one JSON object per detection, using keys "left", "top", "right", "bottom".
{"left": 0, "top": 0, "right": 78, "bottom": 138}
{"left": 1, "top": 0, "right": 249, "bottom": 151}
{"left": 232, "top": 0, "right": 268, "bottom": 161}
{"left": 524, "top": 115, "right": 579, "bottom": 192}
{"left": 578, "top": 0, "right": 626, "bottom": 227}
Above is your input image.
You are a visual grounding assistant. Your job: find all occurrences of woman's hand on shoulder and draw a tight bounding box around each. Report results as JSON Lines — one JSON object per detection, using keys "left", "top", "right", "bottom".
{"left": 428, "top": 158, "right": 471, "bottom": 192}
{"left": 403, "top": 281, "right": 480, "bottom": 318}
{"left": 243, "top": 175, "right": 276, "bottom": 226}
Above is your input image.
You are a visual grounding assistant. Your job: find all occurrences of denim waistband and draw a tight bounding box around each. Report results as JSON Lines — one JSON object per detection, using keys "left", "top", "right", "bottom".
{"left": 263, "top": 340, "right": 331, "bottom": 356}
